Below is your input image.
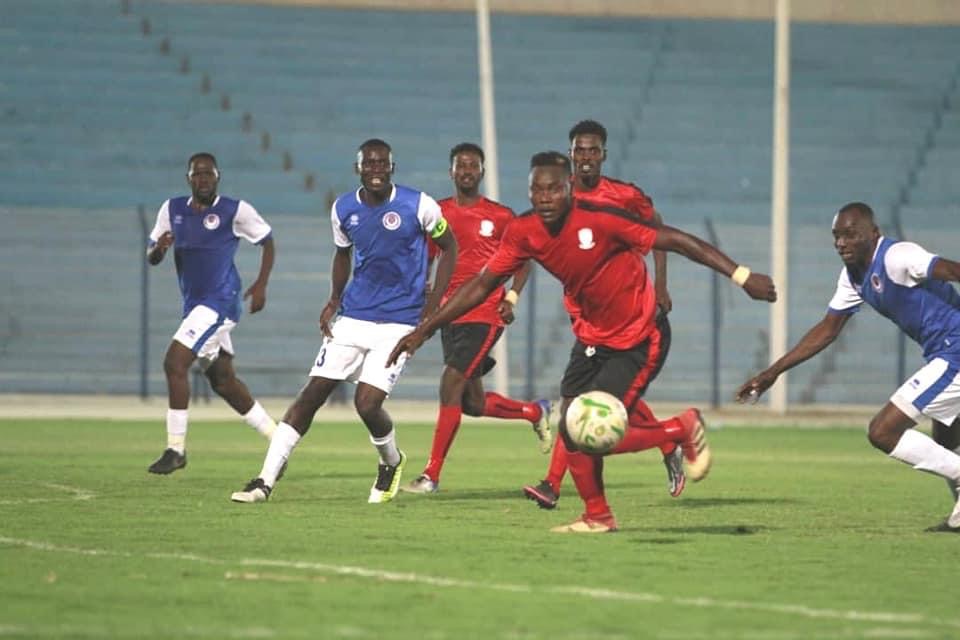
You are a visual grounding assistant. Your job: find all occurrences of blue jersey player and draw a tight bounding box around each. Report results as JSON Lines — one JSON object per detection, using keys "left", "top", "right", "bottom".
{"left": 231, "top": 139, "right": 458, "bottom": 505}
{"left": 146, "top": 153, "right": 278, "bottom": 475}
{"left": 736, "top": 202, "right": 960, "bottom": 532}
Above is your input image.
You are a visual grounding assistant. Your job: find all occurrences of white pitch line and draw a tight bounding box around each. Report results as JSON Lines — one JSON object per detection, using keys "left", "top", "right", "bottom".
{"left": 1, "top": 535, "right": 958, "bottom": 631}
{"left": 0, "top": 483, "right": 96, "bottom": 506}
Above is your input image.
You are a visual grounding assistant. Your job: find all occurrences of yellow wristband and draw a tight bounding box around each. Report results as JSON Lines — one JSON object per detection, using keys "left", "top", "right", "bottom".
{"left": 731, "top": 265, "right": 751, "bottom": 287}
{"left": 504, "top": 290, "right": 519, "bottom": 305}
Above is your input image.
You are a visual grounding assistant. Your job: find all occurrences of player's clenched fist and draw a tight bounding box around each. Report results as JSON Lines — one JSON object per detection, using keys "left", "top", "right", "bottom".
{"left": 743, "top": 272, "right": 777, "bottom": 302}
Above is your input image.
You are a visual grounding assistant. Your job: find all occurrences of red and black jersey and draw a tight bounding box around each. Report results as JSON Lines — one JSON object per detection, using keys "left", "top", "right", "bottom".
{"left": 574, "top": 176, "right": 655, "bottom": 222}
{"left": 486, "top": 201, "right": 658, "bottom": 350}
{"left": 433, "top": 196, "right": 516, "bottom": 326}
{"left": 564, "top": 177, "right": 656, "bottom": 322}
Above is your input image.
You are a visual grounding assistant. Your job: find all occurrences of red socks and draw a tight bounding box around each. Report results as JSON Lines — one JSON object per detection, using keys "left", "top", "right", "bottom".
{"left": 483, "top": 392, "right": 541, "bottom": 422}
{"left": 423, "top": 404, "right": 462, "bottom": 482}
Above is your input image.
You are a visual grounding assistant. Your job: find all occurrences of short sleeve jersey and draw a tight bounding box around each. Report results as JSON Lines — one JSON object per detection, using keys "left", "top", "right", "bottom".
{"left": 149, "top": 195, "right": 272, "bottom": 320}
{"left": 486, "top": 201, "right": 658, "bottom": 349}
{"left": 565, "top": 177, "right": 656, "bottom": 320}
{"left": 435, "top": 196, "right": 516, "bottom": 326}
{"left": 828, "top": 236, "right": 960, "bottom": 363}
{"left": 331, "top": 184, "right": 443, "bottom": 325}
{"left": 574, "top": 176, "right": 655, "bottom": 222}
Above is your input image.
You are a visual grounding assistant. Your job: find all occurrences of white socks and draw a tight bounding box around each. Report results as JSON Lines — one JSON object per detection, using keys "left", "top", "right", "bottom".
{"left": 370, "top": 430, "right": 401, "bottom": 467}
{"left": 259, "top": 422, "right": 301, "bottom": 486}
{"left": 889, "top": 428, "right": 960, "bottom": 482}
{"left": 243, "top": 401, "right": 277, "bottom": 439}
{"left": 166, "top": 409, "right": 188, "bottom": 454}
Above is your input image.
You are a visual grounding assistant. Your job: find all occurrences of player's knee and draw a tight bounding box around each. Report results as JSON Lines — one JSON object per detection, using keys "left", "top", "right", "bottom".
{"left": 462, "top": 398, "right": 484, "bottom": 417}
{"left": 866, "top": 417, "right": 896, "bottom": 453}
{"left": 163, "top": 352, "right": 190, "bottom": 379}
{"left": 354, "top": 397, "right": 379, "bottom": 421}
{"left": 206, "top": 371, "right": 232, "bottom": 397}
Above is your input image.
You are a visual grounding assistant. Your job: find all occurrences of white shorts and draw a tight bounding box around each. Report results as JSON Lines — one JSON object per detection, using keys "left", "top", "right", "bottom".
{"left": 890, "top": 357, "right": 960, "bottom": 424}
{"left": 309, "top": 316, "right": 414, "bottom": 394}
{"left": 173, "top": 305, "right": 236, "bottom": 369}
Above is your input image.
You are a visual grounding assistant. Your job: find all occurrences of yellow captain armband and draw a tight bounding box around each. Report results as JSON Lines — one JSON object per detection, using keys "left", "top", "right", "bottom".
{"left": 731, "top": 265, "right": 751, "bottom": 287}
{"left": 504, "top": 290, "right": 519, "bottom": 306}
{"left": 430, "top": 217, "right": 449, "bottom": 239}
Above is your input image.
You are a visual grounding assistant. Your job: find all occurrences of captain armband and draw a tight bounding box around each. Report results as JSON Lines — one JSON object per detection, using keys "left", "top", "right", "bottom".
{"left": 430, "top": 217, "right": 449, "bottom": 239}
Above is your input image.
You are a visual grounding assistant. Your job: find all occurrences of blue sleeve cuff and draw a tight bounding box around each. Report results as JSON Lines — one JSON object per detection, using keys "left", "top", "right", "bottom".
{"left": 827, "top": 305, "right": 858, "bottom": 316}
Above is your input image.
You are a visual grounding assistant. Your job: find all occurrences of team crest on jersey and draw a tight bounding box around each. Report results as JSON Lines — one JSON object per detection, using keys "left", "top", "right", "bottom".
{"left": 202, "top": 213, "right": 221, "bottom": 230}
{"left": 577, "top": 228, "right": 596, "bottom": 250}
{"left": 870, "top": 273, "right": 883, "bottom": 293}
{"left": 479, "top": 220, "right": 495, "bottom": 237}
{"left": 173, "top": 215, "right": 183, "bottom": 224}
{"left": 382, "top": 211, "right": 401, "bottom": 231}
{"left": 349, "top": 214, "right": 359, "bottom": 227}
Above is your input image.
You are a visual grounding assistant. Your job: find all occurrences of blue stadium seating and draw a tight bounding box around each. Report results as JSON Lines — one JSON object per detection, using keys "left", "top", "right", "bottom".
{"left": 3, "top": 0, "right": 960, "bottom": 406}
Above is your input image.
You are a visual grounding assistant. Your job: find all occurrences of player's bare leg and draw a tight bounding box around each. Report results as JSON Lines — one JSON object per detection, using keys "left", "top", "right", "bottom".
{"left": 205, "top": 353, "right": 276, "bottom": 439}
{"left": 355, "top": 382, "right": 406, "bottom": 504}
{"left": 231, "top": 376, "right": 338, "bottom": 503}
{"left": 870, "top": 402, "right": 960, "bottom": 531}
{"left": 148, "top": 341, "right": 195, "bottom": 474}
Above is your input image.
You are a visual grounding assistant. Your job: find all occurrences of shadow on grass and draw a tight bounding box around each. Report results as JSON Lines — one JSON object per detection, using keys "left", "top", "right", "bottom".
{"left": 651, "top": 524, "right": 770, "bottom": 535}
{"left": 674, "top": 496, "right": 800, "bottom": 508}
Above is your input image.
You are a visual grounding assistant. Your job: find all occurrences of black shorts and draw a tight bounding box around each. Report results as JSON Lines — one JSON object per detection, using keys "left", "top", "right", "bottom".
{"left": 559, "top": 311, "right": 671, "bottom": 416}
{"left": 441, "top": 322, "right": 503, "bottom": 379}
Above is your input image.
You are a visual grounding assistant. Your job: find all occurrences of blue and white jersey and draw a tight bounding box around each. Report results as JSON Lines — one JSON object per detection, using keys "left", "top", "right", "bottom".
{"left": 828, "top": 236, "right": 960, "bottom": 363}
{"left": 149, "top": 195, "right": 272, "bottom": 321}
{"left": 331, "top": 184, "right": 443, "bottom": 325}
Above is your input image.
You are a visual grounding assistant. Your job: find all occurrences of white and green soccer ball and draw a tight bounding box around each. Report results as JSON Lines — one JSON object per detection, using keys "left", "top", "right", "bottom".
{"left": 565, "top": 390, "right": 628, "bottom": 454}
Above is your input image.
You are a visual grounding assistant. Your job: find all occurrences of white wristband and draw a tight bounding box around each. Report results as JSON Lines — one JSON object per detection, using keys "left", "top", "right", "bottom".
{"left": 731, "top": 266, "right": 751, "bottom": 287}
{"left": 504, "top": 290, "right": 519, "bottom": 305}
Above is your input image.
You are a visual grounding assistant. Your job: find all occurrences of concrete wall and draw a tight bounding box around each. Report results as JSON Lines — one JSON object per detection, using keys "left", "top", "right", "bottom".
{"left": 194, "top": 0, "right": 960, "bottom": 25}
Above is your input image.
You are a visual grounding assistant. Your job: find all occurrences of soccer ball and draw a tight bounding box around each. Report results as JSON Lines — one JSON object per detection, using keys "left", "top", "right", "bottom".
{"left": 565, "top": 390, "right": 628, "bottom": 454}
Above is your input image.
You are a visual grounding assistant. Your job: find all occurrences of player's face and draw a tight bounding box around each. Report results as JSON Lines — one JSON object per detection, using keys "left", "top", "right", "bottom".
{"left": 569, "top": 133, "right": 606, "bottom": 181}
{"left": 529, "top": 165, "right": 572, "bottom": 226}
{"left": 187, "top": 158, "right": 219, "bottom": 201}
{"left": 832, "top": 210, "right": 877, "bottom": 269}
{"left": 356, "top": 146, "right": 394, "bottom": 195}
{"left": 450, "top": 152, "right": 484, "bottom": 193}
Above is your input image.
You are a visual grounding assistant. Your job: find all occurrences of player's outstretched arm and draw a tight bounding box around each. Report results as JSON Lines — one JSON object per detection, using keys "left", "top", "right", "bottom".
{"left": 735, "top": 312, "right": 850, "bottom": 403}
{"left": 319, "top": 247, "right": 352, "bottom": 338}
{"left": 650, "top": 210, "right": 672, "bottom": 313}
{"left": 244, "top": 236, "right": 275, "bottom": 314}
{"left": 146, "top": 231, "right": 173, "bottom": 265}
{"left": 388, "top": 269, "right": 508, "bottom": 366}
{"left": 422, "top": 226, "right": 458, "bottom": 321}
{"left": 652, "top": 225, "right": 777, "bottom": 302}
{"left": 931, "top": 257, "right": 960, "bottom": 283}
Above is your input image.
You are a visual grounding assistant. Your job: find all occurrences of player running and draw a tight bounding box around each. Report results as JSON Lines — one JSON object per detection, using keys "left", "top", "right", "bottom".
{"left": 402, "top": 142, "right": 551, "bottom": 495}
{"left": 525, "top": 119, "right": 684, "bottom": 509}
{"left": 390, "top": 151, "right": 776, "bottom": 532}
{"left": 737, "top": 202, "right": 960, "bottom": 532}
{"left": 146, "top": 152, "right": 277, "bottom": 475}
{"left": 230, "top": 139, "right": 457, "bottom": 505}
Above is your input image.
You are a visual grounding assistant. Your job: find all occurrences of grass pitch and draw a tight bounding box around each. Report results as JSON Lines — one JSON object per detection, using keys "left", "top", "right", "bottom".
{"left": 0, "top": 417, "right": 957, "bottom": 639}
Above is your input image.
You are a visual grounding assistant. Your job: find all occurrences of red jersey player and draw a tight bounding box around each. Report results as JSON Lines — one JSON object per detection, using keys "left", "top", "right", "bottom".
{"left": 401, "top": 143, "right": 551, "bottom": 495}
{"left": 388, "top": 151, "right": 776, "bottom": 532}
{"left": 525, "top": 119, "right": 682, "bottom": 508}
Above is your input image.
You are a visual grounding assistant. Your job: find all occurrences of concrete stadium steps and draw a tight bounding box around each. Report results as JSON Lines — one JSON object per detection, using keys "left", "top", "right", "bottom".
{"left": 4, "top": 1, "right": 960, "bottom": 404}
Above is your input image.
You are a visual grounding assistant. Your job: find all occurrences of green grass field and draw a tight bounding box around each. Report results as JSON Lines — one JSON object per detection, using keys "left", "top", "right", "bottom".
{"left": 1, "top": 417, "right": 957, "bottom": 639}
